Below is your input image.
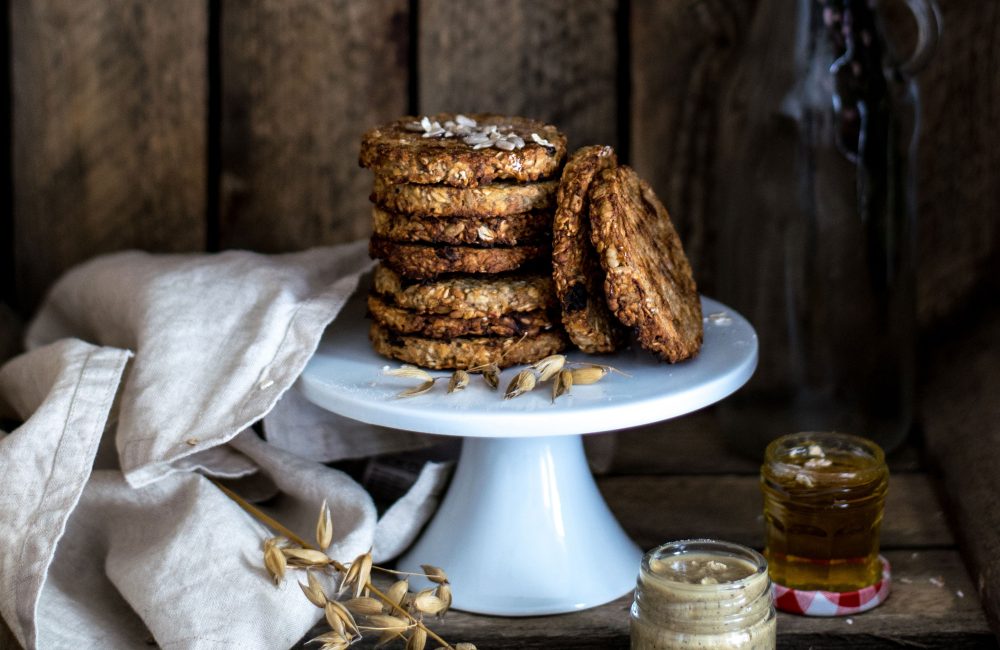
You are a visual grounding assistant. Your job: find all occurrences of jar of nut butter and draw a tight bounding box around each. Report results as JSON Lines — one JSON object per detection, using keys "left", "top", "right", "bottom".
{"left": 630, "top": 539, "right": 776, "bottom": 650}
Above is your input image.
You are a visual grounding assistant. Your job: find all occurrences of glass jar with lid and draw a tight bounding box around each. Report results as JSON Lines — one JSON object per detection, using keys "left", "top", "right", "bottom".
{"left": 761, "top": 431, "right": 889, "bottom": 592}
{"left": 714, "top": 0, "right": 941, "bottom": 456}
{"left": 630, "top": 539, "right": 776, "bottom": 649}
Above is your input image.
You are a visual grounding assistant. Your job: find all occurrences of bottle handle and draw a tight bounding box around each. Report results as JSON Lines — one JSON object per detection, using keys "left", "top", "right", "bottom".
{"left": 899, "top": 0, "right": 941, "bottom": 75}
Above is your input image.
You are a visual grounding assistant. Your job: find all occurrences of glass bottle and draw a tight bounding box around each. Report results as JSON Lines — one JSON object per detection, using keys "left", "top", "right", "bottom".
{"left": 714, "top": 0, "right": 940, "bottom": 456}
{"left": 630, "top": 539, "right": 776, "bottom": 650}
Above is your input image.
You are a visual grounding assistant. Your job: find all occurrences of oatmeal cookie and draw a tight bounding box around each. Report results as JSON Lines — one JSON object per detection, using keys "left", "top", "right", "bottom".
{"left": 370, "top": 237, "right": 549, "bottom": 280}
{"left": 372, "top": 264, "right": 556, "bottom": 319}
{"left": 368, "top": 294, "right": 555, "bottom": 339}
{"left": 551, "top": 145, "right": 628, "bottom": 353}
{"left": 588, "top": 166, "right": 703, "bottom": 362}
{"left": 372, "top": 206, "right": 551, "bottom": 247}
{"left": 370, "top": 322, "right": 568, "bottom": 370}
{"left": 359, "top": 113, "right": 567, "bottom": 187}
{"left": 371, "top": 176, "right": 558, "bottom": 217}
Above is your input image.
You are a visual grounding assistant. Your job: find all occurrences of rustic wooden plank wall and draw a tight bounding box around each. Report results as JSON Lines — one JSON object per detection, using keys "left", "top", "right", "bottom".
{"left": 220, "top": 0, "right": 410, "bottom": 252}
{"left": 2, "top": 0, "right": 998, "bottom": 325}
{"left": 914, "top": 0, "right": 1000, "bottom": 323}
{"left": 630, "top": 0, "right": 755, "bottom": 294}
{"left": 9, "top": 0, "right": 207, "bottom": 311}
{"left": 419, "top": 0, "right": 619, "bottom": 153}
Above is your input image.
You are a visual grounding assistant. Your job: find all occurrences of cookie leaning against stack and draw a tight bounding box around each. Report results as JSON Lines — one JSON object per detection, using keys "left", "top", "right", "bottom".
{"left": 361, "top": 113, "right": 569, "bottom": 370}
{"left": 587, "top": 165, "right": 703, "bottom": 362}
{"left": 552, "top": 149, "right": 703, "bottom": 362}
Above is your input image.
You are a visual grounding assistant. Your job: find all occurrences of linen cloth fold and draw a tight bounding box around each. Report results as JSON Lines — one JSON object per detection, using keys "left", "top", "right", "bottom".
{"left": 0, "top": 242, "right": 446, "bottom": 650}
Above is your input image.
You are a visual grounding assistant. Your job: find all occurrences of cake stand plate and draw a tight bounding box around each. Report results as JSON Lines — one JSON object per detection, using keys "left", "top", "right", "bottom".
{"left": 298, "top": 288, "right": 757, "bottom": 616}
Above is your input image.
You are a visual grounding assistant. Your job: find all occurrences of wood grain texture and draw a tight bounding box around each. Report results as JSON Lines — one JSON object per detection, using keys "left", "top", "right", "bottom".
{"left": 631, "top": 0, "right": 1000, "bottom": 326}
{"left": 292, "top": 468, "right": 981, "bottom": 649}
{"left": 295, "top": 553, "right": 986, "bottom": 648}
{"left": 603, "top": 472, "right": 953, "bottom": 552}
{"left": 419, "top": 0, "right": 618, "bottom": 152}
{"left": 10, "top": 0, "right": 206, "bottom": 312}
{"left": 912, "top": 0, "right": 1000, "bottom": 325}
{"left": 376, "top": 551, "right": 990, "bottom": 650}
{"left": 220, "top": 0, "right": 409, "bottom": 251}
{"left": 630, "top": 0, "right": 755, "bottom": 292}
{"left": 601, "top": 407, "right": 923, "bottom": 476}
{"left": 923, "top": 306, "right": 1000, "bottom": 637}
{"left": 1, "top": 0, "right": 12, "bottom": 309}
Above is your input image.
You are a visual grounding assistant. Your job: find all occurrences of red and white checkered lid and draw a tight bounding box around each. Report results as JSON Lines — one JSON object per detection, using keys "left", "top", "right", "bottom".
{"left": 773, "top": 556, "right": 891, "bottom": 616}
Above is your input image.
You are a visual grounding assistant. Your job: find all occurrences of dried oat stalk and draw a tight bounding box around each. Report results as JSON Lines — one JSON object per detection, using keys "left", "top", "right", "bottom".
{"left": 479, "top": 364, "right": 501, "bottom": 390}
{"left": 384, "top": 365, "right": 434, "bottom": 382}
{"left": 504, "top": 369, "right": 536, "bottom": 399}
{"left": 380, "top": 355, "right": 627, "bottom": 404}
{"left": 570, "top": 366, "right": 607, "bottom": 385}
{"left": 552, "top": 369, "right": 573, "bottom": 403}
{"left": 531, "top": 354, "right": 565, "bottom": 382}
{"left": 447, "top": 370, "right": 469, "bottom": 393}
{"left": 217, "top": 481, "right": 476, "bottom": 650}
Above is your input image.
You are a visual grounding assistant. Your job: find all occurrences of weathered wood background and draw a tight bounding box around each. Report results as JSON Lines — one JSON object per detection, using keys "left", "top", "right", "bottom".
{"left": 1, "top": 3, "right": 999, "bottom": 647}
{"left": 2, "top": 0, "right": 997, "bottom": 323}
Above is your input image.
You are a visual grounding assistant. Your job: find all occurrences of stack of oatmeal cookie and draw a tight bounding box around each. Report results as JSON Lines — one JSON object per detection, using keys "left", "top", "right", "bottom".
{"left": 359, "top": 113, "right": 571, "bottom": 370}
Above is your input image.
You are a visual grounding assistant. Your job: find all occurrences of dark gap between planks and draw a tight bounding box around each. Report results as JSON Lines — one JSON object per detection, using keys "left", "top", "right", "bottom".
{"left": 0, "top": 0, "right": 14, "bottom": 308}
{"left": 206, "top": 0, "right": 222, "bottom": 252}
{"left": 615, "top": 0, "right": 631, "bottom": 164}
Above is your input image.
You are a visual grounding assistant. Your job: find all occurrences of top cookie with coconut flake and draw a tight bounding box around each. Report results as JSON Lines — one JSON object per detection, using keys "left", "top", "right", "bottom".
{"left": 360, "top": 113, "right": 566, "bottom": 187}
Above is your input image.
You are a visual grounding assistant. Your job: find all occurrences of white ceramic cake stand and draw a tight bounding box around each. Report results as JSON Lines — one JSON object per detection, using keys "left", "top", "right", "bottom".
{"left": 297, "top": 289, "right": 757, "bottom": 616}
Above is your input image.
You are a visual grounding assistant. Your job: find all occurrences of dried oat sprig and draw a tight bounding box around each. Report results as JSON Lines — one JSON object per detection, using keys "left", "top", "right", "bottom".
{"left": 447, "top": 370, "right": 469, "bottom": 393}
{"left": 316, "top": 500, "right": 333, "bottom": 551}
{"left": 384, "top": 365, "right": 444, "bottom": 399}
{"left": 300, "top": 572, "right": 328, "bottom": 608}
{"left": 325, "top": 599, "right": 361, "bottom": 639}
{"left": 386, "top": 579, "right": 409, "bottom": 609}
{"left": 466, "top": 362, "right": 501, "bottom": 390}
{"left": 407, "top": 627, "right": 428, "bottom": 650}
{"left": 372, "top": 566, "right": 452, "bottom": 582}
{"left": 343, "top": 596, "right": 384, "bottom": 617}
{"left": 568, "top": 361, "right": 630, "bottom": 378}
{"left": 340, "top": 550, "right": 374, "bottom": 598}
{"left": 504, "top": 369, "right": 536, "bottom": 399}
{"left": 264, "top": 538, "right": 287, "bottom": 585}
{"left": 283, "top": 547, "right": 334, "bottom": 568}
{"left": 305, "top": 629, "right": 353, "bottom": 650}
{"left": 421, "top": 565, "right": 449, "bottom": 585}
{"left": 552, "top": 369, "right": 573, "bottom": 403}
{"left": 384, "top": 365, "right": 435, "bottom": 382}
{"left": 531, "top": 354, "right": 565, "bottom": 382}
{"left": 215, "top": 481, "right": 470, "bottom": 650}
{"left": 380, "top": 353, "right": 627, "bottom": 404}
{"left": 569, "top": 366, "right": 607, "bottom": 385}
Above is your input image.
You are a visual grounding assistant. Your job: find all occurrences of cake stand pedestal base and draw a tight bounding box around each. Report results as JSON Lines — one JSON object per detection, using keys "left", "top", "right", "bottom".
{"left": 397, "top": 434, "right": 641, "bottom": 616}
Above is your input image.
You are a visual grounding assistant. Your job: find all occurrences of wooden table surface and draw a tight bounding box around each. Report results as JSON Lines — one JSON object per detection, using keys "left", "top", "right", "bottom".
{"left": 3, "top": 426, "right": 993, "bottom": 650}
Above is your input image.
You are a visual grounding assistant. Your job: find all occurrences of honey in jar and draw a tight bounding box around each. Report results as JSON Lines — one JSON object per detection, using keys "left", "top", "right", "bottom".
{"left": 760, "top": 432, "right": 889, "bottom": 592}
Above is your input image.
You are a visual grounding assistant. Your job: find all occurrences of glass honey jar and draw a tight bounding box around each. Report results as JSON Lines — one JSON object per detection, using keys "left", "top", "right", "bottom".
{"left": 761, "top": 432, "right": 889, "bottom": 592}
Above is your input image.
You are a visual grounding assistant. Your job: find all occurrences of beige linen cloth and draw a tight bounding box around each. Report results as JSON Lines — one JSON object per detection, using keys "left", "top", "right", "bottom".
{"left": 0, "top": 242, "right": 448, "bottom": 649}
